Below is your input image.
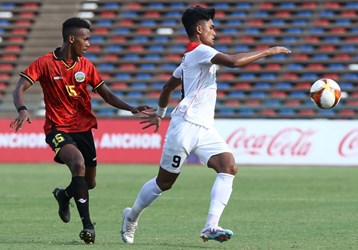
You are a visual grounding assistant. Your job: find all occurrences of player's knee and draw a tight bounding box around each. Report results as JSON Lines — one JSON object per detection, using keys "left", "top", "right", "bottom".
{"left": 68, "top": 160, "right": 86, "bottom": 176}
{"left": 87, "top": 180, "right": 96, "bottom": 189}
{"left": 229, "top": 164, "right": 238, "bottom": 176}
{"left": 158, "top": 181, "right": 174, "bottom": 191}
{"left": 220, "top": 162, "right": 238, "bottom": 176}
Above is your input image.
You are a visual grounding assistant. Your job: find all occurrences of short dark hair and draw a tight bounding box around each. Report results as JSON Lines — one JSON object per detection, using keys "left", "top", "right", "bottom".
{"left": 181, "top": 6, "right": 215, "bottom": 38}
{"left": 62, "top": 17, "right": 91, "bottom": 42}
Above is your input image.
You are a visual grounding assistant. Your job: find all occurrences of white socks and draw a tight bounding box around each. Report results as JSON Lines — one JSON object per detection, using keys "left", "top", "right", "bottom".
{"left": 204, "top": 173, "right": 234, "bottom": 229}
{"left": 129, "top": 177, "right": 162, "bottom": 221}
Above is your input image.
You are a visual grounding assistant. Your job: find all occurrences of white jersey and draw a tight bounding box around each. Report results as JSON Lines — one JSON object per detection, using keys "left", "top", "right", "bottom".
{"left": 171, "top": 44, "right": 219, "bottom": 128}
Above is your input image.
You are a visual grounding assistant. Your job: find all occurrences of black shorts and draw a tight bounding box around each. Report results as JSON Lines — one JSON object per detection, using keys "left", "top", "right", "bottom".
{"left": 45, "top": 129, "right": 97, "bottom": 168}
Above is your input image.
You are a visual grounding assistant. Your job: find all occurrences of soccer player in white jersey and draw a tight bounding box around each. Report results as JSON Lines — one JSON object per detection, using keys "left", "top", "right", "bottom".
{"left": 121, "top": 5, "right": 291, "bottom": 244}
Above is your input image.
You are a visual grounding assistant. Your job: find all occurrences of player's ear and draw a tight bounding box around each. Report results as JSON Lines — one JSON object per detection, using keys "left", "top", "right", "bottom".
{"left": 68, "top": 34, "right": 75, "bottom": 44}
{"left": 196, "top": 24, "right": 202, "bottom": 35}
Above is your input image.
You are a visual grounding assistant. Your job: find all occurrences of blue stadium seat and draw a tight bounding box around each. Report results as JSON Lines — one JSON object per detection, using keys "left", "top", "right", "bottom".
{"left": 122, "top": 11, "right": 138, "bottom": 18}
{"left": 319, "top": 10, "right": 335, "bottom": 17}
{"left": 342, "top": 73, "right": 358, "bottom": 80}
{"left": 222, "top": 28, "right": 237, "bottom": 34}
{"left": 105, "top": 45, "right": 122, "bottom": 52}
{"left": 98, "top": 64, "right": 114, "bottom": 70}
{"left": 114, "top": 28, "right": 129, "bottom": 34}
{"left": 253, "top": 11, "right": 268, "bottom": 17}
{"left": 148, "top": 45, "right": 165, "bottom": 51}
{"left": 229, "top": 91, "right": 245, "bottom": 98}
{"left": 340, "top": 45, "right": 356, "bottom": 51}
{"left": 286, "top": 28, "right": 302, "bottom": 34}
{"left": 214, "top": 3, "right": 229, "bottom": 9}
{"left": 239, "top": 109, "right": 255, "bottom": 116}
{"left": 217, "top": 109, "right": 236, "bottom": 115}
{"left": 153, "top": 36, "right": 169, "bottom": 43}
{"left": 328, "top": 64, "right": 345, "bottom": 70}
{"left": 234, "top": 45, "right": 250, "bottom": 51}
{"left": 170, "top": 3, "right": 185, "bottom": 8}
{"left": 148, "top": 2, "right": 164, "bottom": 8}
{"left": 0, "top": 20, "right": 10, "bottom": 26}
{"left": 312, "top": 54, "right": 329, "bottom": 60}
{"left": 276, "top": 82, "right": 292, "bottom": 89}
{"left": 231, "top": 11, "right": 248, "bottom": 17}
{"left": 297, "top": 10, "right": 313, "bottom": 17}
{"left": 141, "top": 20, "right": 156, "bottom": 26}
{"left": 115, "top": 74, "right": 131, "bottom": 80}
{"left": 132, "top": 36, "right": 149, "bottom": 43}
{"left": 301, "top": 73, "right": 319, "bottom": 80}
{"left": 160, "top": 20, "right": 177, "bottom": 26}
{"left": 282, "top": 37, "right": 298, "bottom": 43}
{"left": 226, "top": 20, "right": 243, "bottom": 25}
{"left": 280, "top": 2, "right": 296, "bottom": 8}
{"left": 317, "top": 109, "right": 336, "bottom": 116}
{"left": 250, "top": 92, "right": 267, "bottom": 98}
{"left": 244, "top": 28, "right": 259, "bottom": 34}
{"left": 335, "top": 19, "right": 351, "bottom": 25}
{"left": 102, "top": 2, "right": 121, "bottom": 9}
{"left": 292, "top": 19, "right": 308, "bottom": 25}
{"left": 0, "top": 3, "right": 15, "bottom": 9}
{"left": 96, "top": 20, "right": 112, "bottom": 26}
{"left": 264, "top": 99, "right": 281, "bottom": 106}
{"left": 131, "top": 82, "right": 147, "bottom": 88}
{"left": 255, "top": 82, "right": 271, "bottom": 89}
{"left": 124, "top": 54, "right": 140, "bottom": 60}
{"left": 218, "top": 82, "right": 230, "bottom": 89}
{"left": 235, "top": 3, "right": 252, "bottom": 8}
{"left": 144, "top": 54, "right": 160, "bottom": 60}
{"left": 136, "top": 73, "right": 152, "bottom": 80}
{"left": 261, "top": 73, "right": 277, "bottom": 80}
{"left": 240, "top": 73, "right": 255, "bottom": 79}
{"left": 90, "top": 36, "right": 105, "bottom": 43}
{"left": 140, "top": 64, "right": 156, "bottom": 70}
{"left": 161, "top": 64, "right": 177, "bottom": 70}
{"left": 287, "top": 64, "right": 304, "bottom": 70}
{"left": 278, "top": 109, "right": 295, "bottom": 116}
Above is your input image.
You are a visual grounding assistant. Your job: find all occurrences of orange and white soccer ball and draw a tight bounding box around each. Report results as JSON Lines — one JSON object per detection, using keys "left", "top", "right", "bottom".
{"left": 310, "top": 78, "right": 341, "bottom": 109}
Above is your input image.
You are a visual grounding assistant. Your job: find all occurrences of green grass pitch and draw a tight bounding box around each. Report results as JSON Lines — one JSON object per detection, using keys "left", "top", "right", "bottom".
{"left": 1, "top": 163, "right": 358, "bottom": 249}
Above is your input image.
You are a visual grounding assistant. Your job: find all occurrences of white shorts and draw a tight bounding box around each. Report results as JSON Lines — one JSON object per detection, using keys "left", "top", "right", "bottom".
{"left": 160, "top": 116, "right": 232, "bottom": 174}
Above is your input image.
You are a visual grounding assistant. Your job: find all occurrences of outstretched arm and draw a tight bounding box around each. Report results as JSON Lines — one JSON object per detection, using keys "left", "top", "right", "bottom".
{"left": 10, "top": 77, "right": 32, "bottom": 132}
{"left": 211, "top": 46, "right": 291, "bottom": 68}
{"left": 96, "top": 83, "right": 150, "bottom": 113}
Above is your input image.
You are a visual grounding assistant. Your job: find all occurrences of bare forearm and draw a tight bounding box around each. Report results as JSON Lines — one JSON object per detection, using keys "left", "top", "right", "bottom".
{"left": 231, "top": 50, "right": 270, "bottom": 67}
{"left": 105, "top": 94, "right": 134, "bottom": 112}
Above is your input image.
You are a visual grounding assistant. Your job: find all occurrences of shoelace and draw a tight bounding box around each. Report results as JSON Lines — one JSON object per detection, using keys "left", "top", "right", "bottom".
{"left": 125, "top": 219, "right": 137, "bottom": 236}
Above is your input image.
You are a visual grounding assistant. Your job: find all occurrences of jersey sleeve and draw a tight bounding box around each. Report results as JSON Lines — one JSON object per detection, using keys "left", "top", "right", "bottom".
{"left": 20, "top": 58, "right": 42, "bottom": 85}
{"left": 172, "top": 64, "right": 183, "bottom": 79}
{"left": 196, "top": 45, "right": 219, "bottom": 65}
{"left": 85, "top": 59, "right": 104, "bottom": 92}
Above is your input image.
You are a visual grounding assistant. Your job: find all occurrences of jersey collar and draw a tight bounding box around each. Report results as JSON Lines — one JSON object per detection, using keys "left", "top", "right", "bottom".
{"left": 185, "top": 42, "right": 200, "bottom": 53}
{"left": 53, "top": 47, "right": 80, "bottom": 69}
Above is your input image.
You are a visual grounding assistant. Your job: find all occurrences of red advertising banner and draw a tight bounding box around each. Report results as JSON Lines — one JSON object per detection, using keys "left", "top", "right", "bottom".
{"left": 0, "top": 118, "right": 169, "bottom": 163}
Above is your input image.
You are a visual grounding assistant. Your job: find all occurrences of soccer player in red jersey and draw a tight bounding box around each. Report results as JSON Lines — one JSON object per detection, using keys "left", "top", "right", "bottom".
{"left": 10, "top": 17, "right": 150, "bottom": 244}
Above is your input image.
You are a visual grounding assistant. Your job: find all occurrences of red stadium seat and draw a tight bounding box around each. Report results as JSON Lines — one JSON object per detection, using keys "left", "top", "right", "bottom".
{"left": 234, "top": 83, "right": 251, "bottom": 90}
{"left": 259, "top": 109, "right": 277, "bottom": 116}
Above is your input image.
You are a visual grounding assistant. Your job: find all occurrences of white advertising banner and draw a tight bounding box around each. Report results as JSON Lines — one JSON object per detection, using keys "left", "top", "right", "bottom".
{"left": 215, "top": 119, "right": 358, "bottom": 166}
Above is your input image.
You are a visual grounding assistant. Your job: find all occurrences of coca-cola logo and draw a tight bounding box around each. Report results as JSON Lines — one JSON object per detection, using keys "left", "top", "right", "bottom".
{"left": 339, "top": 129, "right": 358, "bottom": 157}
{"left": 226, "top": 128, "right": 315, "bottom": 156}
